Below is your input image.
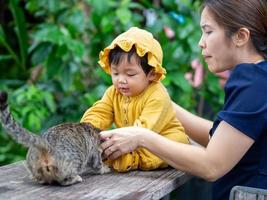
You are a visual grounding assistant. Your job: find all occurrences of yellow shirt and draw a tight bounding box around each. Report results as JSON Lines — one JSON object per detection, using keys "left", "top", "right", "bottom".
{"left": 81, "top": 82, "right": 189, "bottom": 172}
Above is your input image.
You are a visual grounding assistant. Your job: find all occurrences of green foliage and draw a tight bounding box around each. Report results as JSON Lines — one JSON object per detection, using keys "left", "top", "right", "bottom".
{"left": 0, "top": 85, "right": 56, "bottom": 165}
{"left": 0, "top": 0, "right": 224, "bottom": 165}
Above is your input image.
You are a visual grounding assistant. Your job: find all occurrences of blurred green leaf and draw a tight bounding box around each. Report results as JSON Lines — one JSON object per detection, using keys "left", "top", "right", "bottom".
{"left": 67, "top": 40, "right": 85, "bottom": 60}
{"left": 9, "top": 0, "right": 28, "bottom": 69}
{"left": 0, "top": 55, "right": 12, "bottom": 61}
{"left": 60, "top": 65, "right": 73, "bottom": 91}
{"left": 44, "top": 92, "right": 56, "bottom": 112}
{"left": 33, "top": 24, "right": 64, "bottom": 45}
{"left": 31, "top": 43, "right": 53, "bottom": 65}
{"left": 116, "top": 8, "right": 132, "bottom": 25}
{"left": 0, "top": 25, "right": 6, "bottom": 42}
{"left": 47, "top": 0, "right": 59, "bottom": 13}
{"left": 25, "top": 0, "right": 39, "bottom": 12}
{"left": 65, "top": 10, "right": 85, "bottom": 34}
{"left": 46, "top": 55, "right": 62, "bottom": 79}
{"left": 88, "top": 0, "right": 109, "bottom": 15}
{"left": 179, "top": 23, "right": 195, "bottom": 39}
{"left": 101, "top": 17, "right": 114, "bottom": 33}
{"left": 0, "top": 25, "right": 21, "bottom": 67}
{"left": 171, "top": 72, "right": 192, "bottom": 93}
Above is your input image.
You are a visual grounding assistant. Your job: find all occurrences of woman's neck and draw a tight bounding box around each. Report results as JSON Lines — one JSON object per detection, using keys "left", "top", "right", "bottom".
{"left": 235, "top": 41, "right": 264, "bottom": 64}
{"left": 237, "top": 53, "right": 264, "bottom": 64}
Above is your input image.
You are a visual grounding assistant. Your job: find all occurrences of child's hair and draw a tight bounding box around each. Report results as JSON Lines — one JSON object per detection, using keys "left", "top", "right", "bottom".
{"left": 109, "top": 46, "right": 153, "bottom": 75}
{"left": 203, "top": 0, "right": 267, "bottom": 59}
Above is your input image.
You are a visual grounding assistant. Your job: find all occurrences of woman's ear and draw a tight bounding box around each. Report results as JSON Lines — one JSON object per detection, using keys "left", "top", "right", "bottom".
{"left": 232, "top": 28, "right": 250, "bottom": 47}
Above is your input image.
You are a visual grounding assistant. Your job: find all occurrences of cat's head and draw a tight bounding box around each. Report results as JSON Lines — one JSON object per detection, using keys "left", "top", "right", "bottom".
{"left": 27, "top": 148, "right": 83, "bottom": 186}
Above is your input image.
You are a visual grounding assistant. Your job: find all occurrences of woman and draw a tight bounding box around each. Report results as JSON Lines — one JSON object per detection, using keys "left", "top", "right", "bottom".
{"left": 100, "top": 0, "right": 267, "bottom": 199}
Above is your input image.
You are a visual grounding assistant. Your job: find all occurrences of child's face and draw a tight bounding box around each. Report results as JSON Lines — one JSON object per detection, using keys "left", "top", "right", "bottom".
{"left": 199, "top": 7, "right": 237, "bottom": 73}
{"left": 110, "top": 55, "right": 155, "bottom": 97}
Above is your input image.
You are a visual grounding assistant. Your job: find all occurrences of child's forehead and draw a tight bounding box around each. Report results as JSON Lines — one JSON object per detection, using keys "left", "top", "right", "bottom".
{"left": 111, "top": 53, "right": 141, "bottom": 65}
{"left": 110, "top": 56, "right": 142, "bottom": 70}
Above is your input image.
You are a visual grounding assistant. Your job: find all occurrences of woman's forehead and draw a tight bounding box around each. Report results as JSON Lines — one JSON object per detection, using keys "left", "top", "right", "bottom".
{"left": 200, "top": 7, "right": 220, "bottom": 29}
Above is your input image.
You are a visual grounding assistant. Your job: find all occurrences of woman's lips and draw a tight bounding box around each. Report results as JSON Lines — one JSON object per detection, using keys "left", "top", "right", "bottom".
{"left": 203, "top": 55, "right": 212, "bottom": 61}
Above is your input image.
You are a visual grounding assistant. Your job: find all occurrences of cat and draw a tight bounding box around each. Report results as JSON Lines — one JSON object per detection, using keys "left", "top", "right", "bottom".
{"left": 0, "top": 91, "right": 110, "bottom": 186}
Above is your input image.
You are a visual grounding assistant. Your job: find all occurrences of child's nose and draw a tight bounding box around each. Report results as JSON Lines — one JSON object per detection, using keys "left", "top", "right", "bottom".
{"left": 118, "top": 77, "right": 127, "bottom": 84}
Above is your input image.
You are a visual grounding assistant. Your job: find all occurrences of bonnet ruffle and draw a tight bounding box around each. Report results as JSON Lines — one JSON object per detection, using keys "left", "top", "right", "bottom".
{"left": 98, "top": 27, "right": 166, "bottom": 81}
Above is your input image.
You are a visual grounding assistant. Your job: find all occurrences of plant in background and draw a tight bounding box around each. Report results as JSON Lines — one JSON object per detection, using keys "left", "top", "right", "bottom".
{"left": 0, "top": 0, "right": 224, "bottom": 165}
{"left": 0, "top": 84, "right": 56, "bottom": 164}
{"left": 185, "top": 59, "right": 204, "bottom": 89}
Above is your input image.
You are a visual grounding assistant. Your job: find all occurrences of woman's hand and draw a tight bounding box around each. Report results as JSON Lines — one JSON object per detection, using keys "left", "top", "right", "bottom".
{"left": 100, "top": 127, "right": 149, "bottom": 160}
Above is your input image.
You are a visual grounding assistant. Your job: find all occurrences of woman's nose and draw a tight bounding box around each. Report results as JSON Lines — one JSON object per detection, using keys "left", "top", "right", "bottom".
{"left": 198, "top": 34, "right": 206, "bottom": 49}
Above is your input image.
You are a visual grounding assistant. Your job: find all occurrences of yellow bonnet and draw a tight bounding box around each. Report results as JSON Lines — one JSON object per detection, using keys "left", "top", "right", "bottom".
{"left": 98, "top": 27, "right": 166, "bottom": 81}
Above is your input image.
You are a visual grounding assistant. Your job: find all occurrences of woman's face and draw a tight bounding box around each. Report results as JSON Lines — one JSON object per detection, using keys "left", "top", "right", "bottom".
{"left": 199, "top": 7, "right": 237, "bottom": 73}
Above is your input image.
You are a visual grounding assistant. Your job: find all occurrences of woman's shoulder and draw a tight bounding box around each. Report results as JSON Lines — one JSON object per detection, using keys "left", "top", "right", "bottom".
{"left": 232, "top": 61, "right": 267, "bottom": 77}
{"left": 223, "top": 61, "right": 267, "bottom": 111}
{"left": 227, "top": 61, "right": 267, "bottom": 87}
{"left": 216, "top": 61, "right": 267, "bottom": 139}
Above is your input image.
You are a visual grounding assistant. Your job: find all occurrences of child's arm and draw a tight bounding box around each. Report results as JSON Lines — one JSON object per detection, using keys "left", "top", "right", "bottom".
{"left": 80, "top": 86, "right": 114, "bottom": 130}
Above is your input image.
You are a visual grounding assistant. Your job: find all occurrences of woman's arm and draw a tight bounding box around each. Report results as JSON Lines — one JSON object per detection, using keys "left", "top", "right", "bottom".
{"left": 172, "top": 102, "right": 212, "bottom": 147}
{"left": 100, "top": 121, "right": 254, "bottom": 181}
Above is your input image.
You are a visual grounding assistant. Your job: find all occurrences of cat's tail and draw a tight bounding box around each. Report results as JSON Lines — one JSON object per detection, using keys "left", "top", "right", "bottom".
{"left": 0, "top": 91, "right": 51, "bottom": 151}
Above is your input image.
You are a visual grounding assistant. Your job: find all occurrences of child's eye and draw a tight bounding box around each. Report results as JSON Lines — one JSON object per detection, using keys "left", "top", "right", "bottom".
{"left": 112, "top": 72, "right": 119, "bottom": 76}
{"left": 128, "top": 74, "right": 136, "bottom": 77}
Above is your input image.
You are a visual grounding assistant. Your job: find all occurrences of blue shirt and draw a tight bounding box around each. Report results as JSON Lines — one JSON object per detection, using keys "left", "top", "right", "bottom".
{"left": 210, "top": 61, "right": 267, "bottom": 200}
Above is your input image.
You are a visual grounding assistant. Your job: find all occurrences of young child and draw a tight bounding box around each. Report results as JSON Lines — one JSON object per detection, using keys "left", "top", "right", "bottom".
{"left": 81, "top": 27, "right": 189, "bottom": 172}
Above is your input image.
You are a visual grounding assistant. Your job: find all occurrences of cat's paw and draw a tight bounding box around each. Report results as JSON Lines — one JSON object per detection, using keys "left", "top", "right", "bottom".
{"left": 72, "top": 175, "right": 83, "bottom": 183}
{"left": 34, "top": 177, "right": 46, "bottom": 184}
{"left": 61, "top": 175, "right": 83, "bottom": 186}
{"left": 100, "top": 164, "right": 111, "bottom": 174}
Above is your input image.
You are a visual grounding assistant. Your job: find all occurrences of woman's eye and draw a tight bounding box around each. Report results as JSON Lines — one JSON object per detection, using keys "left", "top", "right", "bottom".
{"left": 205, "top": 31, "right": 212, "bottom": 35}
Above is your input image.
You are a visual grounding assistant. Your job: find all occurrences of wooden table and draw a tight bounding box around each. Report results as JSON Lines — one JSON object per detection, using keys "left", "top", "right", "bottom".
{"left": 0, "top": 161, "right": 191, "bottom": 200}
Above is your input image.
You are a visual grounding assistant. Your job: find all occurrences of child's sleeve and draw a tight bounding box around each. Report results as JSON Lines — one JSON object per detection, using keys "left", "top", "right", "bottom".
{"left": 80, "top": 87, "right": 114, "bottom": 130}
{"left": 105, "top": 152, "right": 140, "bottom": 172}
